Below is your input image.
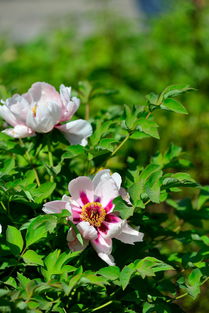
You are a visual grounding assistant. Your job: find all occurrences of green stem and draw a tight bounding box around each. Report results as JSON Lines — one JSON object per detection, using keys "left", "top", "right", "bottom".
{"left": 0, "top": 201, "right": 7, "bottom": 212}
{"left": 47, "top": 137, "right": 54, "bottom": 182}
{"left": 92, "top": 301, "right": 113, "bottom": 312}
{"left": 111, "top": 133, "right": 131, "bottom": 158}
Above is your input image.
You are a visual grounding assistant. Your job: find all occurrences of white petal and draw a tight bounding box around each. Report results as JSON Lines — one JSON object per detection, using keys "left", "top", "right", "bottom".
{"left": 111, "top": 173, "right": 122, "bottom": 189}
{"left": 94, "top": 172, "right": 120, "bottom": 208}
{"left": 67, "top": 228, "right": 89, "bottom": 252}
{"left": 77, "top": 221, "right": 97, "bottom": 240}
{"left": 42, "top": 200, "right": 69, "bottom": 214}
{"left": 98, "top": 252, "right": 115, "bottom": 266}
{"left": 26, "top": 101, "right": 61, "bottom": 133}
{"left": 59, "top": 84, "right": 80, "bottom": 121}
{"left": 92, "top": 169, "right": 111, "bottom": 188}
{"left": 68, "top": 176, "right": 94, "bottom": 206}
{"left": 0, "top": 102, "right": 19, "bottom": 127}
{"left": 115, "top": 222, "right": 144, "bottom": 245}
{"left": 2, "top": 125, "right": 34, "bottom": 138}
{"left": 91, "top": 234, "right": 112, "bottom": 255}
{"left": 0, "top": 224, "right": 2, "bottom": 234}
{"left": 56, "top": 119, "right": 92, "bottom": 146}
{"left": 99, "top": 219, "right": 125, "bottom": 239}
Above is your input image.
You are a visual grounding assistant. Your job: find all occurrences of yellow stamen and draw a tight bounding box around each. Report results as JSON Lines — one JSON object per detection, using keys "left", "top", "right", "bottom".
{"left": 32, "top": 105, "right": 37, "bottom": 116}
{"left": 81, "top": 202, "right": 106, "bottom": 227}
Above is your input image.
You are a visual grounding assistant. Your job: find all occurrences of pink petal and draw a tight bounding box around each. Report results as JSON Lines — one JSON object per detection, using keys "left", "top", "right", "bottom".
{"left": 77, "top": 221, "right": 98, "bottom": 240}
{"left": 42, "top": 200, "right": 69, "bottom": 214}
{"left": 91, "top": 234, "right": 112, "bottom": 255}
{"left": 68, "top": 176, "right": 94, "bottom": 206}
{"left": 99, "top": 219, "right": 124, "bottom": 239}
{"left": 67, "top": 228, "right": 89, "bottom": 252}
{"left": 105, "top": 213, "right": 121, "bottom": 223}
{"left": 115, "top": 222, "right": 144, "bottom": 245}
{"left": 104, "top": 201, "right": 114, "bottom": 213}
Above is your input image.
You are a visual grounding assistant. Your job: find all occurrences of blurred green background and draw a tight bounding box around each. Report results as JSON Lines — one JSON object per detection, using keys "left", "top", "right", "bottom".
{"left": 0, "top": 0, "right": 209, "bottom": 312}
{"left": 1, "top": 0, "right": 209, "bottom": 185}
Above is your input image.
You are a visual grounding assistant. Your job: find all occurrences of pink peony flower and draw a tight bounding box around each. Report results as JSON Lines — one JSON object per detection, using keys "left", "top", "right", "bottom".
{"left": 0, "top": 82, "right": 92, "bottom": 145}
{"left": 43, "top": 169, "right": 144, "bottom": 265}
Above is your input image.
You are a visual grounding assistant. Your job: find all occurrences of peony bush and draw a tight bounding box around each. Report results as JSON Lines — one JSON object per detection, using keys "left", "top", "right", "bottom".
{"left": 0, "top": 82, "right": 208, "bottom": 313}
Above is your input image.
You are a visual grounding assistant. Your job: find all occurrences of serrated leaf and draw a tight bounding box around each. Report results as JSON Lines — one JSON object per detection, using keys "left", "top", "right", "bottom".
{"left": 161, "top": 98, "right": 188, "bottom": 114}
{"left": 22, "top": 250, "right": 44, "bottom": 266}
{"left": 6, "top": 225, "right": 24, "bottom": 255}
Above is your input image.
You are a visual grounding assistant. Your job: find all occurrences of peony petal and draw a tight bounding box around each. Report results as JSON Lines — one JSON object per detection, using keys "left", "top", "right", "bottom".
{"left": 68, "top": 176, "right": 94, "bottom": 206}
{"left": 99, "top": 218, "right": 124, "bottom": 239}
{"left": 2, "top": 125, "right": 35, "bottom": 138}
{"left": 77, "top": 221, "right": 98, "bottom": 240}
{"left": 98, "top": 252, "right": 115, "bottom": 266}
{"left": 92, "top": 169, "right": 111, "bottom": 188}
{"left": 67, "top": 228, "right": 89, "bottom": 252}
{"left": 56, "top": 119, "right": 92, "bottom": 146}
{"left": 94, "top": 172, "right": 120, "bottom": 208}
{"left": 26, "top": 100, "right": 61, "bottom": 133}
{"left": 115, "top": 222, "right": 144, "bottom": 245}
{"left": 0, "top": 101, "right": 20, "bottom": 127}
{"left": 59, "top": 84, "right": 80, "bottom": 121}
{"left": 104, "top": 201, "right": 114, "bottom": 213}
{"left": 111, "top": 172, "right": 122, "bottom": 189}
{"left": 91, "top": 233, "right": 112, "bottom": 255}
{"left": 42, "top": 200, "right": 69, "bottom": 214}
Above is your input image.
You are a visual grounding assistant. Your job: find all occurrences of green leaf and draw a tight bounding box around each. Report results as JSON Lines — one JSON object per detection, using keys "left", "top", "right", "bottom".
{"left": 6, "top": 225, "right": 24, "bottom": 255}
{"left": 120, "top": 264, "right": 135, "bottom": 290}
{"left": 162, "top": 84, "right": 194, "bottom": 99}
{"left": 161, "top": 98, "right": 188, "bottom": 114}
{"left": 135, "top": 257, "right": 174, "bottom": 279}
{"left": 97, "top": 266, "right": 120, "bottom": 280}
{"left": 145, "top": 92, "right": 159, "bottom": 105}
{"left": 42, "top": 250, "right": 76, "bottom": 281}
{"left": 197, "top": 186, "right": 209, "bottom": 209}
{"left": 113, "top": 197, "right": 134, "bottom": 219}
{"left": 186, "top": 268, "right": 202, "bottom": 299}
{"left": 62, "top": 145, "right": 85, "bottom": 160}
{"left": 145, "top": 170, "right": 163, "bottom": 203}
{"left": 97, "top": 138, "right": 117, "bottom": 152}
{"left": 0, "top": 159, "right": 15, "bottom": 178}
{"left": 26, "top": 215, "right": 57, "bottom": 247}
{"left": 22, "top": 250, "right": 44, "bottom": 266}
{"left": 31, "top": 182, "right": 56, "bottom": 203}
{"left": 129, "top": 164, "right": 161, "bottom": 206}
{"left": 124, "top": 104, "right": 137, "bottom": 130}
{"left": 137, "top": 118, "right": 159, "bottom": 139}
